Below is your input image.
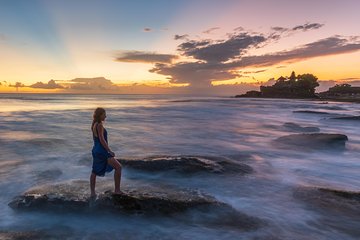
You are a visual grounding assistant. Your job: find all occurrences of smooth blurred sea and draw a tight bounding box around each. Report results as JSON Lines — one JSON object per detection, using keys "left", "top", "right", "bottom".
{"left": 0, "top": 93, "right": 359, "bottom": 239}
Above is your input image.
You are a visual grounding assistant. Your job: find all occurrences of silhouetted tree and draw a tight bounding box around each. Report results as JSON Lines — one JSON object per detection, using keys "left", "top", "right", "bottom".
{"left": 10, "top": 82, "right": 25, "bottom": 92}
{"left": 297, "top": 73, "right": 319, "bottom": 88}
{"left": 289, "top": 71, "right": 296, "bottom": 81}
{"left": 328, "top": 83, "right": 352, "bottom": 93}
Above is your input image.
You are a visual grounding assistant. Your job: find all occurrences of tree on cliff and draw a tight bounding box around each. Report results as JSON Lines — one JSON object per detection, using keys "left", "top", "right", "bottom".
{"left": 296, "top": 73, "right": 319, "bottom": 94}
{"left": 329, "top": 83, "right": 352, "bottom": 92}
{"left": 289, "top": 71, "right": 296, "bottom": 81}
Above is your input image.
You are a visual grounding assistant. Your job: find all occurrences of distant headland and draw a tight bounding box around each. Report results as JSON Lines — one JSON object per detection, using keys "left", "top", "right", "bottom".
{"left": 234, "top": 71, "right": 360, "bottom": 103}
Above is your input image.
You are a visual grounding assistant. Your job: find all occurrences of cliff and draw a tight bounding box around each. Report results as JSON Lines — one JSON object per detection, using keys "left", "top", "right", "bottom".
{"left": 235, "top": 71, "right": 319, "bottom": 99}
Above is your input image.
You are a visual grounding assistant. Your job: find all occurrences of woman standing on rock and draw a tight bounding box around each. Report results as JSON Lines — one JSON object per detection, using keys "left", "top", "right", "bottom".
{"left": 90, "top": 107, "right": 122, "bottom": 197}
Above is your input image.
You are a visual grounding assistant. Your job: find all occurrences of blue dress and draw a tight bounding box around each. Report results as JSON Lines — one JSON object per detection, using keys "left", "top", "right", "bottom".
{"left": 92, "top": 124, "right": 114, "bottom": 176}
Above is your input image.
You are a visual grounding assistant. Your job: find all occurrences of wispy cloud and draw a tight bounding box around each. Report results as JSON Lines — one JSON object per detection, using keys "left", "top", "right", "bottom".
{"left": 242, "top": 69, "right": 267, "bottom": 74}
{"left": 202, "top": 27, "right": 220, "bottom": 34}
{"left": 174, "top": 34, "right": 189, "bottom": 40}
{"left": 271, "top": 22, "right": 324, "bottom": 33}
{"left": 292, "top": 22, "right": 324, "bottom": 31}
{"left": 115, "top": 50, "right": 178, "bottom": 63}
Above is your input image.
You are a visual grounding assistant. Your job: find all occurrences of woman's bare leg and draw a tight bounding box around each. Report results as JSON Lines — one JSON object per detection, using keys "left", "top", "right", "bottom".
{"left": 107, "top": 157, "right": 122, "bottom": 193}
{"left": 90, "top": 172, "right": 97, "bottom": 197}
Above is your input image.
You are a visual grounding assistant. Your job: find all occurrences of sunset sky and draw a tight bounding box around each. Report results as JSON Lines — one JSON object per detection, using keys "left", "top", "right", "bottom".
{"left": 0, "top": 0, "right": 359, "bottom": 95}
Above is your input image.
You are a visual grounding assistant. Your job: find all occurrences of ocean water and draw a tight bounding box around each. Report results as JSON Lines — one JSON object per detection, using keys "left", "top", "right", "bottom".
{"left": 0, "top": 93, "right": 359, "bottom": 239}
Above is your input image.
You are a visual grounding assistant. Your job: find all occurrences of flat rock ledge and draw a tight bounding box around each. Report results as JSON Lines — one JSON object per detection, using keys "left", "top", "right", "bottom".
{"left": 274, "top": 133, "right": 348, "bottom": 150}
{"left": 116, "top": 155, "right": 253, "bottom": 174}
{"left": 329, "top": 116, "right": 360, "bottom": 121}
{"left": 8, "top": 180, "right": 215, "bottom": 213}
{"left": 8, "top": 180, "right": 264, "bottom": 231}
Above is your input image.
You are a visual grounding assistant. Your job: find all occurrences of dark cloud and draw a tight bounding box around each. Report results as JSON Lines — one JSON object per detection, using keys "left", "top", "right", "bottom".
{"left": 203, "top": 27, "right": 220, "bottom": 34}
{"left": 150, "top": 61, "right": 240, "bottom": 87}
{"left": 143, "top": 28, "right": 152, "bottom": 32}
{"left": 29, "top": 80, "right": 64, "bottom": 89}
{"left": 150, "top": 36, "right": 360, "bottom": 87}
{"left": 177, "top": 40, "right": 211, "bottom": 51}
{"left": 174, "top": 34, "right": 189, "bottom": 40}
{"left": 228, "top": 36, "right": 360, "bottom": 68}
{"left": 271, "top": 27, "right": 288, "bottom": 32}
{"left": 292, "top": 23, "right": 324, "bottom": 31}
{"left": 177, "top": 33, "right": 267, "bottom": 63}
{"left": 233, "top": 27, "right": 245, "bottom": 32}
{"left": 115, "top": 50, "right": 178, "bottom": 63}
{"left": 242, "top": 69, "right": 267, "bottom": 74}
{"left": 116, "top": 23, "right": 358, "bottom": 88}
{"left": 271, "top": 22, "right": 324, "bottom": 36}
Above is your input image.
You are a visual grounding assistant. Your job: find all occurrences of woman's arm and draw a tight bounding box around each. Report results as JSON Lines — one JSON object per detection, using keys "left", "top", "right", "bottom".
{"left": 97, "top": 123, "right": 112, "bottom": 152}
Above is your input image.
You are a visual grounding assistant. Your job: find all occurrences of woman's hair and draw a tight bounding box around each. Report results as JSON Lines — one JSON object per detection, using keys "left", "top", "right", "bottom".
{"left": 92, "top": 107, "right": 106, "bottom": 130}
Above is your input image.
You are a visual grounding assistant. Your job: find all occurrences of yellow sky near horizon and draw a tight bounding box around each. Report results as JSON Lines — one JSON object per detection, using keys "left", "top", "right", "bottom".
{"left": 1, "top": 1, "right": 359, "bottom": 94}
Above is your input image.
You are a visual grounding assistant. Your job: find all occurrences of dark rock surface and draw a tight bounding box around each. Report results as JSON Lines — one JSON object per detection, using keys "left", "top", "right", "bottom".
{"left": 293, "top": 110, "right": 332, "bottom": 115}
{"left": 8, "top": 180, "right": 220, "bottom": 213}
{"left": 294, "top": 186, "right": 360, "bottom": 213}
{"left": 0, "top": 229, "right": 74, "bottom": 240}
{"left": 8, "top": 180, "right": 264, "bottom": 231}
{"left": 282, "top": 122, "right": 320, "bottom": 133}
{"left": 0, "top": 231, "right": 48, "bottom": 240}
{"left": 329, "top": 116, "right": 360, "bottom": 121}
{"left": 274, "top": 133, "right": 348, "bottom": 150}
{"left": 117, "top": 155, "right": 253, "bottom": 174}
{"left": 294, "top": 186, "right": 360, "bottom": 237}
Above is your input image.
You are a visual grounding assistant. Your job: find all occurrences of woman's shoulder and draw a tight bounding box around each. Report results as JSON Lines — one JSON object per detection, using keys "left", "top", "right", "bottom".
{"left": 95, "top": 122, "right": 105, "bottom": 131}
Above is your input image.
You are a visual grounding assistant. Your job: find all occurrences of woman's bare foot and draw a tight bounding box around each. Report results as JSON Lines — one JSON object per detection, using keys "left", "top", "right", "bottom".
{"left": 90, "top": 192, "right": 97, "bottom": 199}
{"left": 112, "top": 190, "right": 124, "bottom": 195}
